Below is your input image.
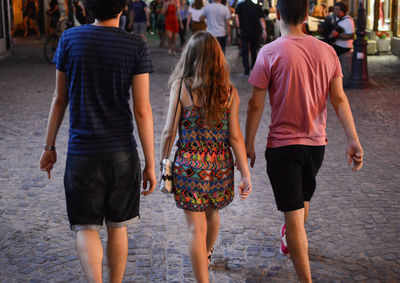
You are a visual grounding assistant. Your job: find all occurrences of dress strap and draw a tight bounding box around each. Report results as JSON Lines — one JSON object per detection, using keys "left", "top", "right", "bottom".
{"left": 225, "top": 86, "right": 233, "bottom": 107}
{"left": 184, "top": 80, "right": 194, "bottom": 105}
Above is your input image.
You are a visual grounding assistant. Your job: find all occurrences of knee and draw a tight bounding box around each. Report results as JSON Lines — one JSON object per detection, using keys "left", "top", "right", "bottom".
{"left": 205, "top": 209, "right": 219, "bottom": 221}
{"left": 188, "top": 222, "right": 207, "bottom": 238}
{"left": 107, "top": 226, "right": 127, "bottom": 238}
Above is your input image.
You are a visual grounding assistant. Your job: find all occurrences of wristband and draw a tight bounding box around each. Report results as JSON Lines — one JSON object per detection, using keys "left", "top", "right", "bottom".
{"left": 43, "top": 144, "right": 56, "bottom": 151}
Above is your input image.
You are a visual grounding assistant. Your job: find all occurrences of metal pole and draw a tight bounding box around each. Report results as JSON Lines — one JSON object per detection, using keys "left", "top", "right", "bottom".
{"left": 349, "top": 0, "right": 369, "bottom": 89}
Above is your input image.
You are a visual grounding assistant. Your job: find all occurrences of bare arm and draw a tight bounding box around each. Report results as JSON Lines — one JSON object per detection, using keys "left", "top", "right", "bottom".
{"left": 145, "top": 7, "right": 150, "bottom": 26}
{"left": 259, "top": 17, "right": 267, "bottom": 41}
{"left": 40, "top": 71, "right": 69, "bottom": 179}
{"left": 177, "top": 3, "right": 183, "bottom": 28}
{"left": 226, "top": 18, "right": 231, "bottom": 42}
{"left": 245, "top": 86, "right": 266, "bottom": 167}
{"left": 160, "top": 80, "right": 182, "bottom": 160}
{"left": 339, "top": 32, "right": 354, "bottom": 39}
{"left": 161, "top": 1, "right": 169, "bottom": 15}
{"left": 132, "top": 73, "right": 156, "bottom": 195}
{"left": 186, "top": 13, "right": 192, "bottom": 30}
{"left": 229, "top": 89, "right": 252, "bottom": 199}
{"left": 329, "top": 77, "right": 363, "bottom": 171}
{"left": 330, "top": 29, "right": 354, "bottom": 39}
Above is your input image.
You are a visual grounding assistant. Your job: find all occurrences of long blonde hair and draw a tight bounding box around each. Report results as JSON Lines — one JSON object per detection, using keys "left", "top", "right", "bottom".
{"left": 169, "top": 31, "right": 231, "bottom": 126}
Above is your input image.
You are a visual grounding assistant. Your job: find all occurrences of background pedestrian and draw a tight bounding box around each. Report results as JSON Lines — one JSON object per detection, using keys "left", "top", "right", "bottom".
{"left": 245, "top": 0, "right": 363, "bottom": 282}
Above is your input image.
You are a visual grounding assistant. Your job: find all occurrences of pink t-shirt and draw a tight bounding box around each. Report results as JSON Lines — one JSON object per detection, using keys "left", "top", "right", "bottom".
{"left": 249, "top": 35, "right": 342, "bottom": 148}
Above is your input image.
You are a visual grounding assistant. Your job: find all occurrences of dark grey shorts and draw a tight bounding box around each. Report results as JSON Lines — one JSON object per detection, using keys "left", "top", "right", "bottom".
{"left": 134, "top": 21, "right": 147, "bottom": 35}
{"left": 64, "top": 150, "right": 141, "bottom": 231}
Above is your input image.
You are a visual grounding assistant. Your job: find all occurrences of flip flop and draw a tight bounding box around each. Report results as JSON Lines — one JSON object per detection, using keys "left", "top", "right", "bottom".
{"left": 208, "top": 247, "right": 214, "bottom": 267}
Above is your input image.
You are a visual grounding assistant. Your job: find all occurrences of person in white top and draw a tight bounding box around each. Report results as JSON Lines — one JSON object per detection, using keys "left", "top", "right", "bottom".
{"left": 187, "top": 0, "right": 207, "bottom": 34}
{"left": 330, "top": 1, "right": 354, "bottom": 56}
{"left": 200, "top": 0, "right": 231, "bottom": 52}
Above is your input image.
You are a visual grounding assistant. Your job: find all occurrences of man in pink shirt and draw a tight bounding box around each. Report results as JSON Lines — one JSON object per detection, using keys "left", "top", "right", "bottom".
{"left": 244, "top": 0, "right": 363, "bottom": 282}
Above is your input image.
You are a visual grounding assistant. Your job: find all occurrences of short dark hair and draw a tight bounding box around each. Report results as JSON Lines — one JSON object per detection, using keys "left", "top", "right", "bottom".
{"left": 334, "top": 1, "right": 348, "bottom": 13}
{"left": 85, "top": 0, "right": 126, "bottom": 21}
{"left": 276, "top": 0, "right": 308, "bottom": 25}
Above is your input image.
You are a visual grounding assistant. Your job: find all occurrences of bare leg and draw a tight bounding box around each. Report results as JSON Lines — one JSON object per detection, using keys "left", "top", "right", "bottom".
{"left": 304, "top": 201, "right": 310, "bottom": 223}
{"left": 166, "top": 30, "right": 172, "bottom": 54}
{"left": 284, "top": 208, "right": 312, "bottom": 283}
{"left": 76, "top": 230, "right": 103, "bottom": 283}
{"left": 159, "top": 31, "right": 166, "bottom": 47}
{"left": 32, "top": 20, "right": 40, "bottom": 38}
{"left": 23, "top": 17, "right": 29, "bottom": 36}
{"left": 184, "top": 210, "right": 209, "bottom": 283}
{"left": 171, "top": 33, "right": 177, "bottom": 54}
{"left": 205, "top": 207, "right": 220, "bottom": 255}
{"left": 107, "top": 226, "right": 128, "bottom": 283}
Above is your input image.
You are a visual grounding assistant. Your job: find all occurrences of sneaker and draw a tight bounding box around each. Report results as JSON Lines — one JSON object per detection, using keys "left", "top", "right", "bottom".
{"left": 280, "top": 223, "right": 289, "bottom": 255}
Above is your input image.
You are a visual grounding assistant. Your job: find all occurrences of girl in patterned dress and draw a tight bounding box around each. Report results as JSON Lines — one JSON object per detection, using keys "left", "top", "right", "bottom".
{"left": 160, "top": 31, "right": 252, "bottom": 282}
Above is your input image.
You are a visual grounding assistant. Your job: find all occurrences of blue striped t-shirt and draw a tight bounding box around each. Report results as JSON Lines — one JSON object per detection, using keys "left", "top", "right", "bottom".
{"left": 54, "top": 24, "right": 154, "bottom": 155}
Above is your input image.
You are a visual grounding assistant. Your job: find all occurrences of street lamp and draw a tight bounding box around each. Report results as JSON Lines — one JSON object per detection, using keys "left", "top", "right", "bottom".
{"left": 350, "top": 0, "right": 369, "bottom": 89}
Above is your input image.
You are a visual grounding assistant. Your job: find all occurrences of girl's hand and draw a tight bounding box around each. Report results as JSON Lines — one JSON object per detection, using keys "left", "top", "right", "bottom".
{"left": 238, "top": 176, "right": 252, "bottom": 200}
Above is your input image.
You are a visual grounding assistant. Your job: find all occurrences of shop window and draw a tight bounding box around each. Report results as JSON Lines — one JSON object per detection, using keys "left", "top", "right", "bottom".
{"left": 378, "top": 0, "right": 392, "bottom": 30}
{"left": 367, "top": 0, "right": 375, "bottom": 30}
{"left": 397, "top": 0, "right": 400, "bottom": 36}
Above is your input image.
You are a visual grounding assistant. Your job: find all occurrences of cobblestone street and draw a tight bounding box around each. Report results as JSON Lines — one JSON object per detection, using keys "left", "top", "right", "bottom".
{"left": 0, "top": 36, "right": 399, "bottom": 282}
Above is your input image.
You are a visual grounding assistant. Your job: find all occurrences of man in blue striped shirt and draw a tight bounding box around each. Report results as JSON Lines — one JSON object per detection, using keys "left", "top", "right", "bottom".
{"left": 40, "top": 0, "right": 156, "bottom": 281}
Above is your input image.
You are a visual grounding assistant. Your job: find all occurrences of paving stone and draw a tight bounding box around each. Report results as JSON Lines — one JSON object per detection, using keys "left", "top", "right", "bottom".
{"left": 0, "top": 35, "right": 399, "bottom": 282}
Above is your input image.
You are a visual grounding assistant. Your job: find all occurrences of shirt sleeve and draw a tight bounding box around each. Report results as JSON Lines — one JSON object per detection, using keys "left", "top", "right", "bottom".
{"left": 133, "top": 40, "right": 154, "bottom": 75}
{"left": 225, "top": 6, "right": 231, "bottom": 20}
{"left": 340, "top": 17, "right": 354, "bottom": 34}
{"left": 258, "top": 6, "right": 263, "bottom": 18}
{"left": 54, "top": 32, "right": 67, "bottom": 72}
{"left": 201, "top": 6, "right": 207, "bottom": 17}
{"left": 333, "top": 52, "right": 343, "bottom": 78}
{"left": 248, "top": 50, "right": 270, "bottom": 90}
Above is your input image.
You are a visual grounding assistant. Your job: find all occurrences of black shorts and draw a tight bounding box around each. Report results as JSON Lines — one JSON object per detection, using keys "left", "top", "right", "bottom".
{"left": 50, "top": 17, "right": 59, "bottom": 29}
{"left": 265, "top": 145, "right": 325, "bottom": 212}
{"left": 64, "top": 150, "right": 141, "bottom": 231}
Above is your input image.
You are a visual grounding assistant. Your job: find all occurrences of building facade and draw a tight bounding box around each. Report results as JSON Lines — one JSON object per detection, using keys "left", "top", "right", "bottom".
{"left": 0, "top": 0, "right": 12, "bottom": 57}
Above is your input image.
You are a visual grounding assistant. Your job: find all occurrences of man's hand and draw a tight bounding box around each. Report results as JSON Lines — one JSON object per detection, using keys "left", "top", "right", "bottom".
{"left": 261, "top": 30, "right": 267, "bottom": 42}
{"left": 142, "top": 166, "right": 157, "bottom": 196}
{"left": 246, "top": 146, "right": 256, "bottom": 168}
{"left": 347, "top": 140, "right": 363, "bottom": 171}
{"left": 330, "top": 30, "right": 339, "bottom": 39}
{"left": 40, "top": 150, "right": 57, "bottom": 179}
{"left": 238, "top": 176, "right": 252, "bottom": 200}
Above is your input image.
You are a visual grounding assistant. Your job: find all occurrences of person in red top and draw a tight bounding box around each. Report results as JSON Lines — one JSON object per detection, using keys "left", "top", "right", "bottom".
{"left": 245, "top": 0, "right": 363, "bottom": 282}
{"left": 162, "top": 0, "right": 183, "bottom": 55}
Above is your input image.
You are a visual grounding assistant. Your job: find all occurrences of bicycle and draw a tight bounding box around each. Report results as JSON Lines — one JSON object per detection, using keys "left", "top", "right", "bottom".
{"left": 43, "top": 19, "right": 72, "bottom": 64}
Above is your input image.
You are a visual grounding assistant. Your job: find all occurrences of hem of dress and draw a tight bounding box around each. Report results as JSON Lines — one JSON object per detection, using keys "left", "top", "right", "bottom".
{"left": 174, "top": 195, "right": 234, "bottom": 212}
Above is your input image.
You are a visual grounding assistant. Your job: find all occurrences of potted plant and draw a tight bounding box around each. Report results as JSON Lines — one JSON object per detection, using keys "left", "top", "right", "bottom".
{"left": 376, "top": 31, "right": 391, "bottom": 53}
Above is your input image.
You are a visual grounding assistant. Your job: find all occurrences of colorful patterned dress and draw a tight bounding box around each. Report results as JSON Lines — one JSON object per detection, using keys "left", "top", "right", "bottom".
{"left": 173, "top": 83, "right": 234, "bottom": 212}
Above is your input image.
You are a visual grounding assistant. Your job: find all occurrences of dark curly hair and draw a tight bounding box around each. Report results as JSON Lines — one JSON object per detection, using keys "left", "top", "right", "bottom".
{"left": 334, "top": 1, "right": 348, "bottom": 13}
{"left": 85, "top": 0, "right": 126, "bottom": 21}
